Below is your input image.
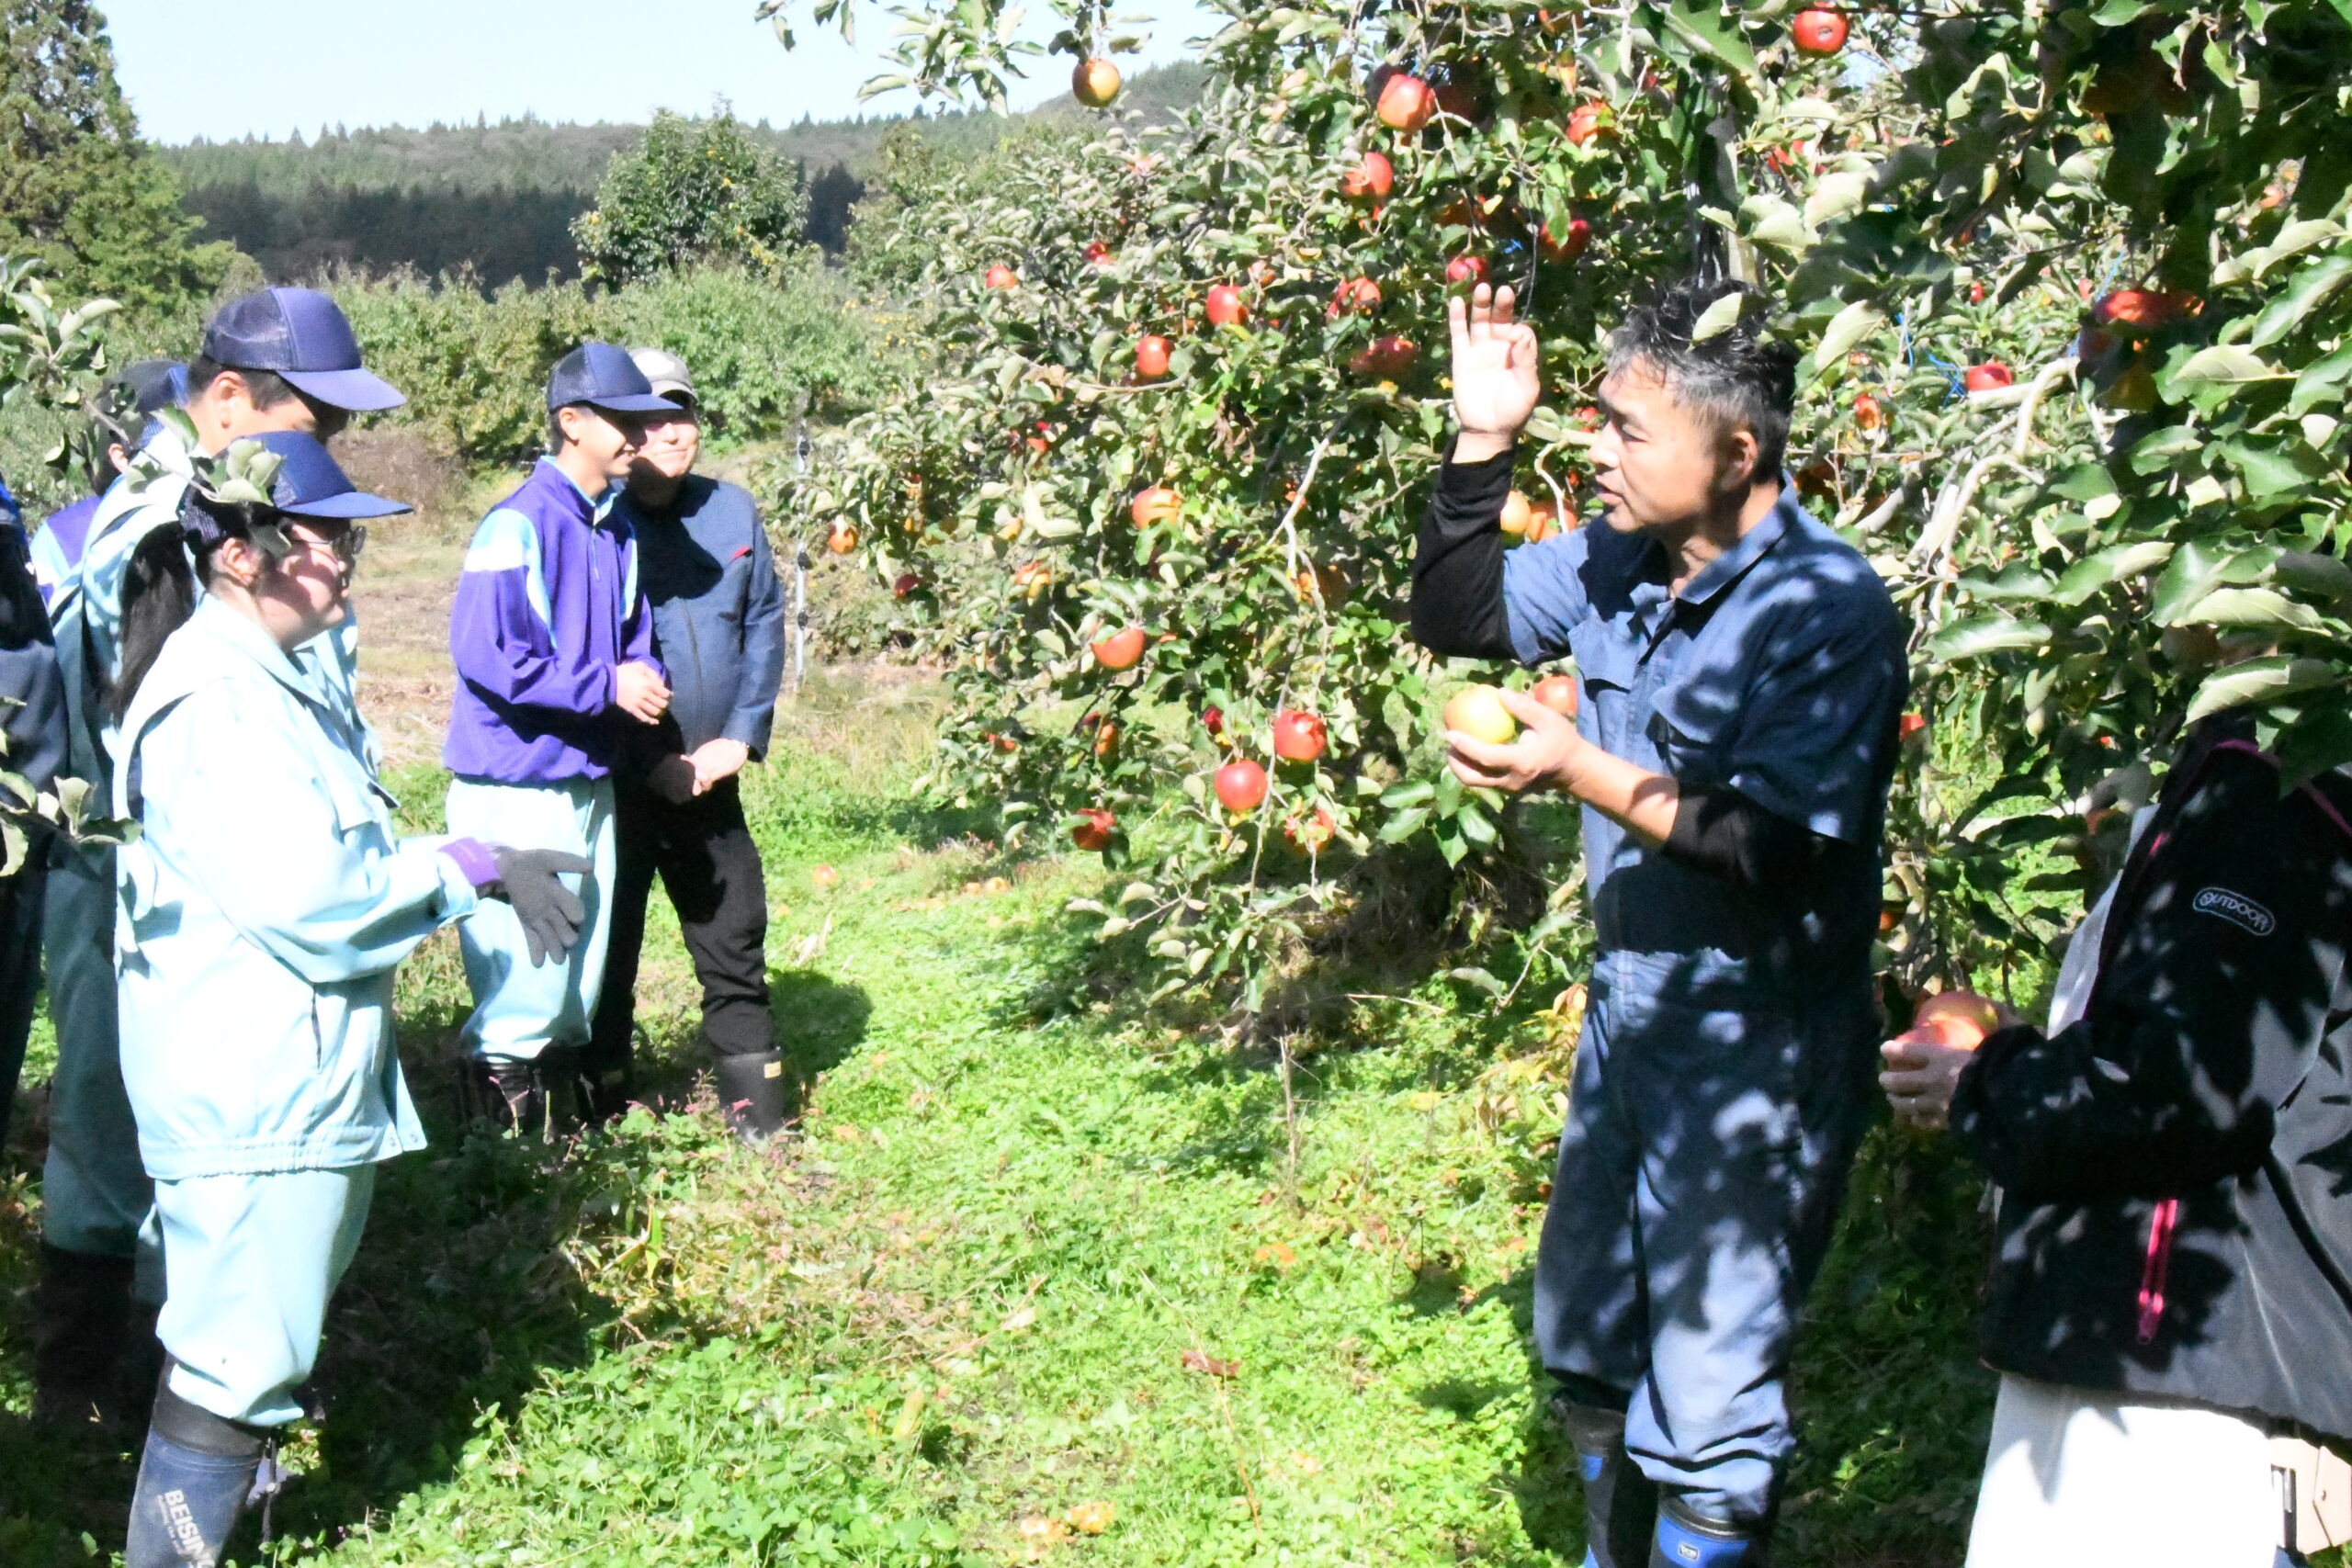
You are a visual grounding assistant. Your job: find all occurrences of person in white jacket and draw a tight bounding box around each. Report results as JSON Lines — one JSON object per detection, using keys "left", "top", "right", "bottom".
{"left": 106, "top": 432, "right": 589, "bottom": 1568}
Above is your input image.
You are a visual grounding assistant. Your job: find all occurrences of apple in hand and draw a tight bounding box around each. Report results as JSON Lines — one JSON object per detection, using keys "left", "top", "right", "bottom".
{"left": 1907, "top": 989, "right": 2000, "bottom": 1050}
{"left": 1442, "top": 685, "right": 1518, "bottom": 745}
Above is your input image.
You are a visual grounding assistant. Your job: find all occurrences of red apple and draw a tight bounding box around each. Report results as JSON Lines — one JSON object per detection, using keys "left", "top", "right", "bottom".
{"left": 2093, "top": 289, "right": 2181, "bottom": 333}
{"left": 1130, "top": 486, "right": 1182, "bottom": 527}
{"left": 1540, "top": 217, "right": 1591, "bottom": 263}
{"left": 1855, "top": 392, "right": 1884, "bottom": 430}
{"left": 1071, "top": 807, "right": 1116, "bottom": 852}
{"left": 1906, "top": 990, "right": 1999, "bottom": 1050}
{"left": 1215, "top": 758, "right": 1269, "bottom": 815}
{"left": 1135, "top": 334, "right": 1173, "bottom": 380}
{"left": 1348, "top": 334, "right": 1419, "bottom": 379}
{"left": 1566, "top": 100, "right": 1611, "bottom": 146}
{"left": 892, "top": 572, "right": 920, "bottom": 598}
{"left": 1531, "top": 673, "right": 1578, "bottom": 718}
{"left": 1072, "top": 57, "right": 1123, "bottom": 108}
{"left": 1091, "top": 626, "right": 1147, "bottom": 670}
{"left": 1899, "top": 711, "right": 1928, "bottom": 742}
{"left": 827, "top": 523, "right": 858, "bottom": 555}
{"left": 1084, "top": 240, "right": 1114, "bottom": 266}
{"left": 1204, "top": 284, "right": 1249, "bottom": 328}
{"left": 1283, "top": 807, "right": 1337, "bottom": 854}
{"left": 1964, "top": 361, "right": 2015, "bottom": 393}
{"left": 1328, "top": 276, "right": 1383, "bottom": 317}
{"left": 1791, "top": 8, "right": 1849, "bottom": 56}
{"left": 1340, "top": 152, "right": 1394, "bottom": 202}
{"left": 1376, "top": 73, "right": 1435, "bottom": 132}
{"left": 1203, "top": 705, "right": 1225, "bottom": 737}
{"left": 984, "top": 265, "right": 1018, "bottom": 289}
{"left": 1445, "top": 254, "right": 1488, "bottom": 285}
{"left": 1272, "top": 708, "right": 1328, "bottom": 762}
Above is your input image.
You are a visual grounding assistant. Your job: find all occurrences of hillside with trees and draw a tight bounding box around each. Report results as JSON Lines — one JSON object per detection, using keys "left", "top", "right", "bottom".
{"left": 158, "top": 63, "right": 1210, "bottom": 284}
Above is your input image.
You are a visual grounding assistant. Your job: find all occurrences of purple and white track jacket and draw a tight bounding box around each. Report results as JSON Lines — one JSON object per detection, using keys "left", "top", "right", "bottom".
{"left": 443, "top": 457, "right": 662, "bottom": 784}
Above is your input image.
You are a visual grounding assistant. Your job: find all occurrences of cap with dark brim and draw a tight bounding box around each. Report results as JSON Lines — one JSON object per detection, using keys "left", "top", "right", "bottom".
{"left": 279, "top": 490, "right": 412, "bottom": 520}
{"left": 279, "top": 365, "right": 408, "bottom": 413}
{"left": 567, "top": 391, "right": 680, "bottom": 414}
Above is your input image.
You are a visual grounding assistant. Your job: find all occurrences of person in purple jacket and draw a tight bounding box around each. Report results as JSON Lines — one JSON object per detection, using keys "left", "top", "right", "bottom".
{"left": 444, "top": 344, "right": 673, "bottom": 1130}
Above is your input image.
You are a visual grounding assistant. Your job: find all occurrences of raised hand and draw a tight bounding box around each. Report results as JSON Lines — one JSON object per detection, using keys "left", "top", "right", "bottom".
{"left": 1449, "top": 283, "right": 1543, "bottom": 464}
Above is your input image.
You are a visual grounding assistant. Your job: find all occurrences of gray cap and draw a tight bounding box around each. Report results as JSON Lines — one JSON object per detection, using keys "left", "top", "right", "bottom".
{"left": 628, "top": 347, "right": 697, "bottom": 408}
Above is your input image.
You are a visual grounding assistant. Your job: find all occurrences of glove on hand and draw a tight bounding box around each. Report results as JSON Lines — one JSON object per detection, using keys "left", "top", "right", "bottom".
{"left": 440, "top": 840, "right": 591, "bottom": 966}
{"left": 492, "top": 847, "right": 592, "bottom": 966}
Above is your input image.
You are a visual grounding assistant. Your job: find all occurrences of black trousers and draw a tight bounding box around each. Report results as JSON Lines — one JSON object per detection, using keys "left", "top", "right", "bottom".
{"left": 588, "top": 779, "right": 774, "bottom": 1068}
{"left": 0, "top": 853, "right": 46, "bottom": 1151}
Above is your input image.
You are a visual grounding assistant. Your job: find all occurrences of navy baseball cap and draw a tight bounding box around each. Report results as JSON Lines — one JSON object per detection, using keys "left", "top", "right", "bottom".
{"left": 199, "top": 288, "right": 406, "bottom": 412}
{"left": 546, "top": 342, "right": 677, "bottom": 414}
{"left": 251, "top": 432, "right": 411, "bottom": 520}
{"left": 115, "top": 358, "right": 187, "bottom": 418}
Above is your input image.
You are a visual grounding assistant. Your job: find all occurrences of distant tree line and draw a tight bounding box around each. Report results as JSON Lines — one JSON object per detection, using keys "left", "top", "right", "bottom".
{"left": 158, "top": 63, "right": 1209, "bottom": 288}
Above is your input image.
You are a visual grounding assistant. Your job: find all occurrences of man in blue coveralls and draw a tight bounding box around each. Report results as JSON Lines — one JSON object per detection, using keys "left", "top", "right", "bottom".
{"left": 1411, "top": 279, "right": 1905, "bottom": 1567}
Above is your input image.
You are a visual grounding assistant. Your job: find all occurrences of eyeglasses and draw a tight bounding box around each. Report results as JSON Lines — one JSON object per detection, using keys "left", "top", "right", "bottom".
{"left": 287, "top": 521, "right": 367, "bottom": 567}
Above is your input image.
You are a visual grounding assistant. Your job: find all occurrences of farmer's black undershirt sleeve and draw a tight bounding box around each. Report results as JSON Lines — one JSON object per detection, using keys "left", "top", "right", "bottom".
{"left": 1663, "top": 780, "right": 1861, "bottom": 893}
{"left": 1410, "top": 442, "right": 1517, "bottom": 661}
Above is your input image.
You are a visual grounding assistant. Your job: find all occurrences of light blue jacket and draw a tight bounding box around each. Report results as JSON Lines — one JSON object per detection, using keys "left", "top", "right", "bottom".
{"left": 113, "top": 598, "right": 477, "bottom": 1179}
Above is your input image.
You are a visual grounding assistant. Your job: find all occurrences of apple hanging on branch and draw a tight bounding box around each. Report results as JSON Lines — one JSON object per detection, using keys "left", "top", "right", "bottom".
{"left": 1091, "top": 626, "right": 1148, "bottom": 670}
{"left": 1072, "top": 57, "right": 1123, "bottom": 107}
{"left": 1272, "top": 708, "right": 1328, "bottom": 762}
{"left": 1214, "top": 758, "right": 1270, "bottom": 815}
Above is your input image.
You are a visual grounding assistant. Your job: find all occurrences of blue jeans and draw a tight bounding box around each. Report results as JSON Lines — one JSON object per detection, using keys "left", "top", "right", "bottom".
{"left": 1533, "top": 951, "right": 1878, "bottom": 1526}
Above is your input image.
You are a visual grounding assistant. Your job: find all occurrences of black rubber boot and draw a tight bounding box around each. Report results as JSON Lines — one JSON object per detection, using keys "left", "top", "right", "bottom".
{"left": 712, "top": 1050, "right": 788, "bottom": 1144}
{"left": 1651, "top": 1495, "right": 1764, "bottom": 1568}
{"left": 31, "top": 1243, "right": 139, "bottom": 1430}
{"left": 1555, "top": 1395, "right": 1657, "bottom": 1568}
{"left": 459, "top": 1057, "right": 555, "bottom": 1136}
{"left": 125, "top": 1383, "right": 270, "bottom": 1568}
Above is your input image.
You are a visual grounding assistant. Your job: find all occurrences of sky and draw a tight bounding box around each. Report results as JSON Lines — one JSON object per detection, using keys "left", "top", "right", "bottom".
{"left": 102, "top": 0, "right": 1222, "bottom": 145}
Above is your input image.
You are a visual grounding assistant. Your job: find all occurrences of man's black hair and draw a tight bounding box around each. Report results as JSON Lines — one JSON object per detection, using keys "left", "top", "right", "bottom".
{"left": 185, "top": 355, "right": 301, "bottom": 413}
{"left": 1606, "top": 277, "right": 1799, "bottom": 479}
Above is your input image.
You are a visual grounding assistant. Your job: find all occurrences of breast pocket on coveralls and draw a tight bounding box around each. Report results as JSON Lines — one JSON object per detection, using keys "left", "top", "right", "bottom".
{"left": 1567, "top": 620, "right": 1637, "bottom": 743}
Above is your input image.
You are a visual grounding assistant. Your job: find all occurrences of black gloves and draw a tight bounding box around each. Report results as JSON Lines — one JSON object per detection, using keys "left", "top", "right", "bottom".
{"left": 488, "top": 848, "right": 592, "bottom": 966}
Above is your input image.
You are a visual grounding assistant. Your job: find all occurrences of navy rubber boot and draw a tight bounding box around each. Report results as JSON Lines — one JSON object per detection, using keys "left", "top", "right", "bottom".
{"left": 124, "top": 1385, "right": 265, "bottom": 1568}
{"left": 1555, "top": 1396, "right": 1657, "bottom": 1568}
{"left": 1651, "top": 1496, "right": 1763, "bottom": 1568}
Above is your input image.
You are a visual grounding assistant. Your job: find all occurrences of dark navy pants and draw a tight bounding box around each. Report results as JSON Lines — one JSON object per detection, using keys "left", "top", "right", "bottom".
{"left": 1533, "top": 950, "right": 1879, "bottom": 1527}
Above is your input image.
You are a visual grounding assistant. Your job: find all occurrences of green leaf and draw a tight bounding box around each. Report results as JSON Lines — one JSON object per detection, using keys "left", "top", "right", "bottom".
{"left": 1807, "top": 299, "right": 1886, "bottom": 381}
{"left": 1378, "top": 780, "right": 1434, "bottom": 809}
{"left": 2052, "top": 541, "right": 2173, "bottom": 605}
{"left": 1661, "top": 0, "right": 1759, "bottom": 77}
{"left": 1688, "top": 292, "right": 1743, "bottom": 344}
{"left": 2171, "top": 344, "right": 2290, "bottom": 390}
{"left": 1925, "top": 615, "right": 2052, "bottom": 661}
{"left": 1378, "top": 806, "right": 1430, "bottom": 843}
{"left": 2183, "top": 587, "right": 2323, "bottom": 632}
{"left": 2185, "top": 656, "right": 2342, "bottom": 723}
{"left": 2250, "top": 254, "right": 2352, "bottom": 348}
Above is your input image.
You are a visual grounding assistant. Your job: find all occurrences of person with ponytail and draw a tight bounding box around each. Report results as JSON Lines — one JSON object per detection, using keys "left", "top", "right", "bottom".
{"left": 107, "top": 432, "right": 590, "bottom": 1568}
{"left": 37, "top": 288, "right": 404, "bottom": 1432}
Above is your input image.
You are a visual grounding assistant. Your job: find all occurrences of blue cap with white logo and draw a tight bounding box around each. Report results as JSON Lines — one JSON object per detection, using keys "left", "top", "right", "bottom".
{"left": 250, "top": 432, "right": 411, "bottom": 520}
{"left": 199, "top": 288, "right": 406, "bottom": 412}
{"left": 546, "top": 342, "right": 677, "bottom": 414}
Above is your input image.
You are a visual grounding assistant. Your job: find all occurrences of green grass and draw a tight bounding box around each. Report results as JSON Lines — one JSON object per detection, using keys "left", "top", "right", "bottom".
{"left": 0, "top": 673, "right": 2001, "bottom": 1566}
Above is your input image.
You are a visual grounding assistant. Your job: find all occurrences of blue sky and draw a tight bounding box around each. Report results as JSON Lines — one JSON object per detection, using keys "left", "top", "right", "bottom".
{"left": 104, "top": 0, "right": 1221, "bottom": 145}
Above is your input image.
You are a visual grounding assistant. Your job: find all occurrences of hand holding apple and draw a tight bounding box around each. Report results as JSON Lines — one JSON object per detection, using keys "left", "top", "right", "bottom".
{"left": 1878, "top": 989, "right": 2001, "bottom": 1129}
{"left": 1447, "top": 284, "right": 1542, "bottom": 465}
{"left": 1444, "top": 684, "right": 1588, "bottom": 795}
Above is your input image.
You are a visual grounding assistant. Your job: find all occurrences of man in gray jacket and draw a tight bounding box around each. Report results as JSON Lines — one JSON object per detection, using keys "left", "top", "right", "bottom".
{"left": 585, "top": 350, "right": 788, "bottom": 1139}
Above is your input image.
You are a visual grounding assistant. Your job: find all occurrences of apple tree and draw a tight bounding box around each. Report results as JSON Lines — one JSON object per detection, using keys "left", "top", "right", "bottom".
{"left": 757, "top": 0, "right": 2352, "bottom": 1016}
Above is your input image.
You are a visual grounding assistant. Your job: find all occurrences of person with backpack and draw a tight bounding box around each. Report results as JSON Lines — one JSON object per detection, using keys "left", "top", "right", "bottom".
{"left": 582, "top": 348, "right": 788, "bottom": 1139}
{"left": 1881, "top": 712, "right": 2352, "bottom": 1568}
{"left": 106, "top": 433, "right": 589, "bottom": 1568}
{"left": 35, "top": 288, "right": 405, "bottom": 1431}
{"left": 444, "top": 344, "right": 673, "bottom": 1130}
{"left": 1412, "top": 279, "right": 1907, "bottom": 1566}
